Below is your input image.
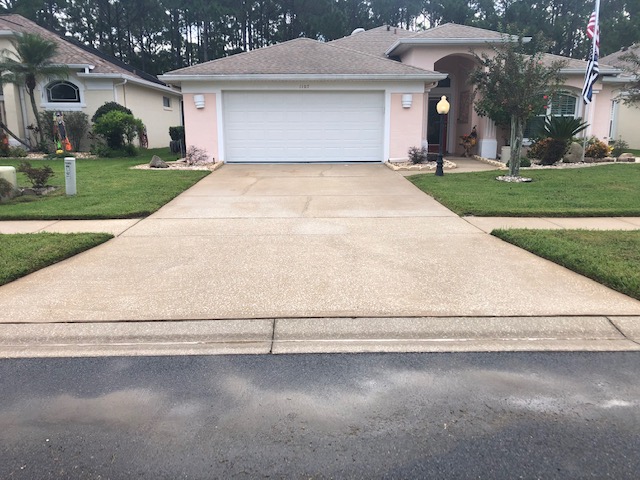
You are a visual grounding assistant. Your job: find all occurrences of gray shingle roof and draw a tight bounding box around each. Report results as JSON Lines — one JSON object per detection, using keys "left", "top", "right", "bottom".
{"left": 541, "top": 52, "right": 620, "bottom": 74}
{"left": 328, "top": 25, "right": 415, "bottom": 57}
{"left": 410, "top": 23, "right": 510, "bottom": 40}
{"left": 0, "top": 14, "right": 154, "bottom": 80}
{"left": 601, "top": 46, "right": 639, "bottom": 70}
{"left": 164, "top": 37, "right": 440, "bottom": 77}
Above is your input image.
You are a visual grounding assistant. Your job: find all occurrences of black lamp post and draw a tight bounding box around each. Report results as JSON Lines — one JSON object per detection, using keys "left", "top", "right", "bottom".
{"left": 435, "top": 95, "right": 450, "bottom": 177}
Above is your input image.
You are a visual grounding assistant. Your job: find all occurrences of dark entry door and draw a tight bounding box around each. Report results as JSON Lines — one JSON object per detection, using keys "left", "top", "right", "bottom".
{"left": 427, "top": 97, "right": 448, "bottom": 153}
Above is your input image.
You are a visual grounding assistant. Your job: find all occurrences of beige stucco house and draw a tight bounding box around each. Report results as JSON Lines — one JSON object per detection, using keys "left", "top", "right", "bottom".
{"left": 601, "top": 46, "right": 640, "bottom": 148}
{"left": 0, "top": 14, "right": 182, "bottom": 150}
{"left": 160, "top": 23, "right": 626, "bottom": 163}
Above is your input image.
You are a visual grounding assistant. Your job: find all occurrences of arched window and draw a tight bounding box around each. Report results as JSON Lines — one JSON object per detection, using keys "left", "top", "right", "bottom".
{"left": 46, "top": 81, "right": 80, "bottom": 103}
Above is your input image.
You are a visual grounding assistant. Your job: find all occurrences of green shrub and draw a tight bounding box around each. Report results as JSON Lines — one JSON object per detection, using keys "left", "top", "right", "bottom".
{"left": 506, "top": 157, "right": 531, "bottom": 167}
{"left": 7, "top": 146, "right": 27, "bottom": 158}
{"left": 93, "top": 111, "right": 144, "bottom": 149}
{"left": 169, "top": 126, "right": 185, "bottom": 142}
{"left": 610, "top": 138, "right": 629, "bottom": 157}
{"left": 90, "top": 143, "right": 138, "bottom": 158}
{"left": 527, "top": 137, "right": 568, "bottom": 165}
{"left": 17, "top": 161, "right": 55, "bottom": 188}
{"left": 585, "top": 138, "right": 609, "bottom": 158}
{"left": 91, "top": 102, "right": 132, "bottom": 123}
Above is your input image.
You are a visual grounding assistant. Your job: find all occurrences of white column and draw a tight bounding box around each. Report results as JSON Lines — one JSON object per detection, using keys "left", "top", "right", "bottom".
{"left": 478, "top": 118, "right": 498, "bottom": 159}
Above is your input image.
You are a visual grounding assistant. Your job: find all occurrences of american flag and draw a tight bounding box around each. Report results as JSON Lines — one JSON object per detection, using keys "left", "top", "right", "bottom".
{"left": 586, "top": 11, "right": 600, "bottom": 55}
{"left": 582, "top": 10, "right": 600, "bottom": 104}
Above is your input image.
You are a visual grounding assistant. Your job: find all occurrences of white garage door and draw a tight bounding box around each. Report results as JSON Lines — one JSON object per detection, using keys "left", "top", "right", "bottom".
{"left": 223, "top": 91, "right": 384, "bottom": 163}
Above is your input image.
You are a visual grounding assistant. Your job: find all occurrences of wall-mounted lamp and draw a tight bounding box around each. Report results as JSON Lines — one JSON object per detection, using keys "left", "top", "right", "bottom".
{"left": 194, "top": 94, "right": 205, "bottom": 109}
{"left": 401, "top": 93, "right": 413, "bottom": 109}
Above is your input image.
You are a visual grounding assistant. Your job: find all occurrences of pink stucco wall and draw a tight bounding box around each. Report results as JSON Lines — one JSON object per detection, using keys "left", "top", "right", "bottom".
{"left": 183, "top": 93, "right": 219, "bottom": 161}
{"left": 550, "top": 76, "right": 614, "bottom": 141}
{"left": 389, "top": 93, "right": 424, "bottom": 160}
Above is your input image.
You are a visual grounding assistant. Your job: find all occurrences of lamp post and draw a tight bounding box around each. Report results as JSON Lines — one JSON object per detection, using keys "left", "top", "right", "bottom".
{"left": 435, "top": 95, "right": 450, "bottom": 177}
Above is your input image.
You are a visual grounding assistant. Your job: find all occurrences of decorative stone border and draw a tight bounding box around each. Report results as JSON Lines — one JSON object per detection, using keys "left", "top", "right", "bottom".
{"left": 472, "top": 155, "right": 508, "bottom": 169}
{"left": 385, "top": 159, "right": 457, "bottom": 171}
{"left": 132, "top": 161, "right": 224, "bottom": 171}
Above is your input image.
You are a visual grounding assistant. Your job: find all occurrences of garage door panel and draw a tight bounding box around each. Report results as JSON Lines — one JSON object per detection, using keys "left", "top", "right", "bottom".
{"left": 223, "top": 91, "right": 384, "bottom": 163}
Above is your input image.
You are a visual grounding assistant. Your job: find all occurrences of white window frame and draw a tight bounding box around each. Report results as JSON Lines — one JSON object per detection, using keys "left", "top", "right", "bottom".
{"left": 46, "top": 81, "right": 80, "bottom": 103}
{"left": 163, "top": 96, "right": 172, "bottom": 109}
{"left": 40, "top": 78, "right": 86, "bottom": 110}
{"left": 524, "top": 91, "right": 579, "bottom": 143}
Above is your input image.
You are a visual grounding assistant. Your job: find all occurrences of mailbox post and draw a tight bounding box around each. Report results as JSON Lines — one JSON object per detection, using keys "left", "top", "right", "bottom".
{"left": 64, "top": 157, "right": 76, "bottom": 196}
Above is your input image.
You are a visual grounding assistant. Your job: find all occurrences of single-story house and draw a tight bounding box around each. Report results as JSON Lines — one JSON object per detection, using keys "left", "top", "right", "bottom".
{"left": 160, "top": 23, "right": 626, "bottom": 163}
{"left": 601, "top": 46, "right": 640, "bottom": 148}
{"left": 0, "top": 14, "right": 182, "bottom": 150}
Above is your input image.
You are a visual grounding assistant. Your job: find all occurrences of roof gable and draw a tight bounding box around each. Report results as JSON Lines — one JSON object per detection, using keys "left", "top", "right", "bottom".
{"left": 164, "top": 37, "right": 441, "bottom": 78}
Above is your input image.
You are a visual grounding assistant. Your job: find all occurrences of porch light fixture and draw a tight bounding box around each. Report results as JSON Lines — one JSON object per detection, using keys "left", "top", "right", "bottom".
{"left": 193, "top": 94, "right": 205, "bottom": 109}
{"left": 435, "top": 95, "right": 450, "bottom": 176}
{"left": 401, "top": 93, "right": 413, "bottom": 108}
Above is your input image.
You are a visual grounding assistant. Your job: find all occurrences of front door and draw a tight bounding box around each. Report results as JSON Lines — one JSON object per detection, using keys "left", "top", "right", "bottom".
{"left": 427, "top": 97, "right": 448, "bottom": 154}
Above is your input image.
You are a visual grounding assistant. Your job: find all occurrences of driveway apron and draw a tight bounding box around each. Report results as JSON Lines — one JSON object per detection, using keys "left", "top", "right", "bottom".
{"left": 1, "top": 163, "right": 639, "bottom": 322}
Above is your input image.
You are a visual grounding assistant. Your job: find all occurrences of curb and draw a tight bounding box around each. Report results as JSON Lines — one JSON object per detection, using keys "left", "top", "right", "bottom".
{"left": 1, "top": 316, "right": 638, "bottom": 358}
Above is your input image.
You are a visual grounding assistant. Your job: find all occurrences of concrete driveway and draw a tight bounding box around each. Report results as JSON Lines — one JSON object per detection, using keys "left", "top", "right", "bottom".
{"left": 1, "top": 163, "right": 639, "bottom": 323}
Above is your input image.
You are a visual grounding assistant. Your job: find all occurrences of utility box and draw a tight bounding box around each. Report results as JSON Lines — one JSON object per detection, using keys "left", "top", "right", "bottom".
{"left": 0, "top": 165, "right": 17, "bottom": 189}
{"left": 64, "top": 157, "right": 76, "bottom": 196}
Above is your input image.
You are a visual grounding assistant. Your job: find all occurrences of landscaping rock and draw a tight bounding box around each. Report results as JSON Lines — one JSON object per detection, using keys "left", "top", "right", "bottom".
{"left": 149, "top": 155, "right": 169, "bottom": 168}
{"left": 0, "top": 177, "right": 18, "bottom": 202}
{"left": 496, "top": 175, "right": 532, "bottom": 183}
{"left": 618, "top": 153, "right": 636, "bottom": 162}
{"left": 20, "top": 186, "right": 58, "bottom": 196}
{"left": 563, "top": 142, "right": 584, "bottom": 163}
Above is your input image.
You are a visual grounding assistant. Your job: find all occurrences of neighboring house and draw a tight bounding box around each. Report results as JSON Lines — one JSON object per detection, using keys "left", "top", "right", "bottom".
{"left": 0, "top": 14, "right": 182, "bottom": 150}
{"left": 601, "top": 46, "right": 640, "bottom": 148}
{"left": 160, "top": 23, "right": 626, "bottom": 163}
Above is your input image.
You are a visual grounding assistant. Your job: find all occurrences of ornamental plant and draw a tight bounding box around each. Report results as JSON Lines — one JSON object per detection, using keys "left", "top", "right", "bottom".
{"left": 535, "top": 116, "right": 589, "bottom": 165}
{"left": 469, "top": 37, "right": 565, "bottom": 177}
{"left": 585, "top": 138, "right": 609, "bottom": 158}
{"left": 17, "top": 161, "right": 54, "bottom": 188}
{"left": 93, "top": 110, "right": 144, "bottom": 149}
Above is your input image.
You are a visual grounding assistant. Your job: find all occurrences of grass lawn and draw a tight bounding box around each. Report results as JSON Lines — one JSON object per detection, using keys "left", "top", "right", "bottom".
{"left": 408, "top": 164, "right": 640, "bottom": 216}
{"left": 0, "top": 148, "right": 209, "bottom": 220}
{"left": 492, "top": 229, "right": 640, "bottom": 301}
{"left": 0, "top": 232, "right": 113, "bottom": 286}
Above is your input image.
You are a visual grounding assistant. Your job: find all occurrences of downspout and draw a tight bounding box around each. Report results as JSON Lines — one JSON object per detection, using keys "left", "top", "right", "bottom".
{"left": 18, "top": 86, "right": 30, "bottom": 145}
{"left": 113, "top": 78, "right": 128, "bottom": 106}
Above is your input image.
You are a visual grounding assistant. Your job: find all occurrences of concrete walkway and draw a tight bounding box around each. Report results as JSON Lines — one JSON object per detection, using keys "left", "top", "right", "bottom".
{"left": 0, "top": 163, "right": 639, "bottom": 355}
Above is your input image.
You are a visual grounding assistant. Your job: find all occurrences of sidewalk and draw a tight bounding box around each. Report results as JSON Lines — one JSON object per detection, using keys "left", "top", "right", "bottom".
{"left": 2, "top": 216, "right": 640, "bottom": 236}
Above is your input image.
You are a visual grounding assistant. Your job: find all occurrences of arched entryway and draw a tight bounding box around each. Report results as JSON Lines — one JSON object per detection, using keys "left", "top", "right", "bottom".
{"left": 427, "top": 53, "right": 491, "bottom": 157}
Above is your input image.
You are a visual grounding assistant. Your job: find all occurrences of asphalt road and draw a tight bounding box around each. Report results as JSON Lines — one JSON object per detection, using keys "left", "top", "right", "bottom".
{"left": 1, "top": 352, "right": 639, "bottom": 479}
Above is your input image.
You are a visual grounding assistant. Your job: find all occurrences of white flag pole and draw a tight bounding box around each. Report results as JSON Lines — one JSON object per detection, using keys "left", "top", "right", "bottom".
{"left": 581, "top": 0, "right": 601, "bottom": 163}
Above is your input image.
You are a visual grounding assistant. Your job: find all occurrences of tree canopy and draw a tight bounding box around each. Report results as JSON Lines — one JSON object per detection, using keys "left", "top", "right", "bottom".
{"left": 468, "top": 39, "right": 566, "bottom": 177}
{"left": 0, "top": 0, "right": 637, "bottom": 76}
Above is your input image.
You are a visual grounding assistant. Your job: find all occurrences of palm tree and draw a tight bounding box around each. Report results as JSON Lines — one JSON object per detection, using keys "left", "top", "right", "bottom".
{"left": 0, "top": 33, "right": 69, "bottom": 147}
